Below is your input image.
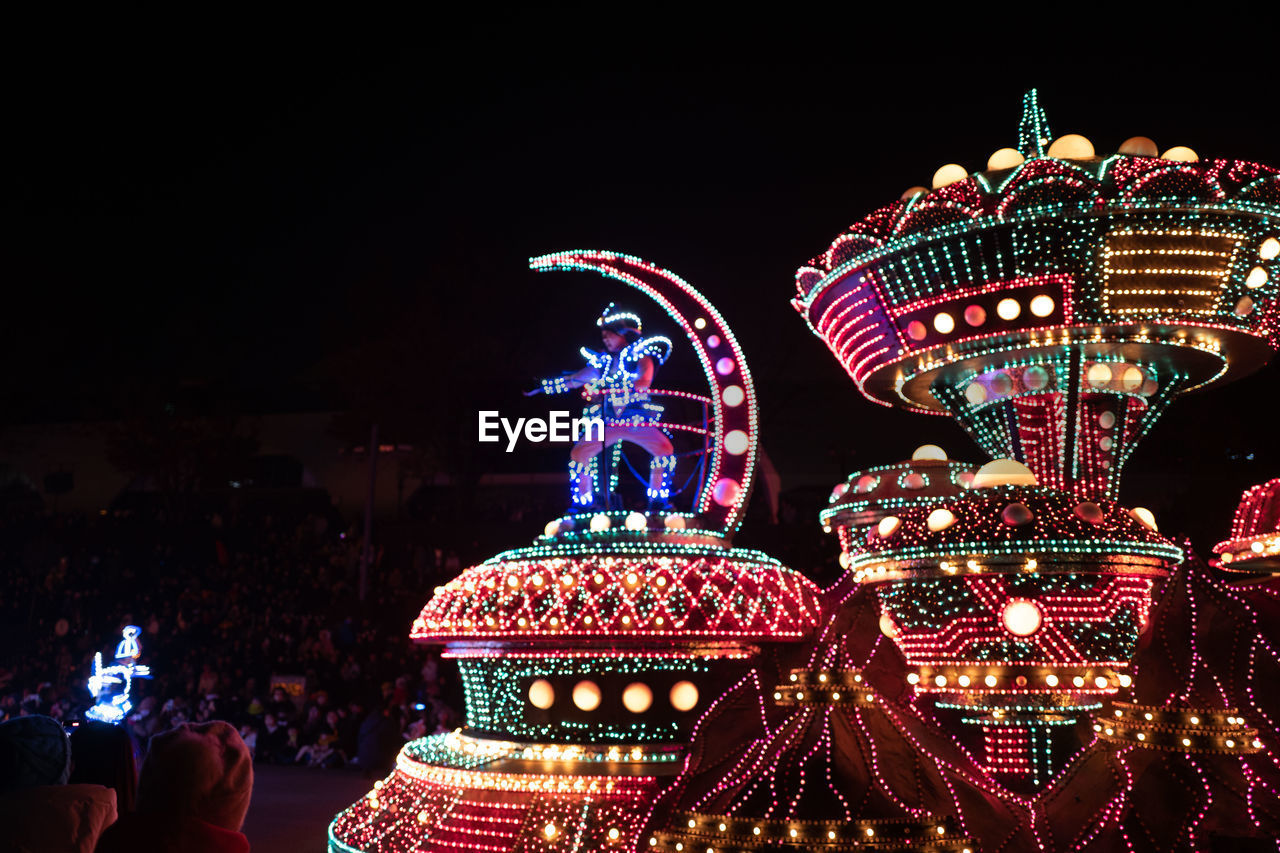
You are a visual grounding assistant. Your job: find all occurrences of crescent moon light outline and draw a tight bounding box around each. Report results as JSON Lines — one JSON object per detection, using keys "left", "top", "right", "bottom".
{"left": 530, "top": 249, "right": 759, "bottom": 538}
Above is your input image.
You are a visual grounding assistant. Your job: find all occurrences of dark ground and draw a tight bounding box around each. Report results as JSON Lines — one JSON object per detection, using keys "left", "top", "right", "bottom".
{"left": 242, "top": 764, "right": 373, "bottom": 853}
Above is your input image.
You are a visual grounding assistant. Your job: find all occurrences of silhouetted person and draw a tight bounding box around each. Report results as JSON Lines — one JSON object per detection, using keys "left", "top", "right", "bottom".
{"left": 70, "top": 720, "right": 138, "bottom": 814}
{"left": 96, "top": 721, "right": 253, "bottom": 853}
{"left": 0, "top": 714, "right": 118, "bottom": 852}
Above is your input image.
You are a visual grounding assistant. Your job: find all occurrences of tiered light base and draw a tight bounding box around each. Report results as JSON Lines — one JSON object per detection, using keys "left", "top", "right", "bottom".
{"left": 649, "top": 812, "right": 975, "bottom": 852}
{"left": 329, "top": 734, "right": 663, "bottom": 852}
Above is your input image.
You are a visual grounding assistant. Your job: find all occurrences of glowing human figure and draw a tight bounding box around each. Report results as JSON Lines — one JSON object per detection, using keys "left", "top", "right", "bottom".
{"left": 529, "top": 305, "right": 676, "bottom": 511}
{"left": 114, "top": 625, "right": 142, "bottom": 660}
{"left": 86, "top": 625, "right": 151, "bottom": 724}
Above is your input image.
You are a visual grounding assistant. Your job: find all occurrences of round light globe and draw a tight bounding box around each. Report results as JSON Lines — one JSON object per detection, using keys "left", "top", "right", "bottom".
{"left": 996, "top": 298, "right": 1021, "bottom": 321}
{"left": 572, "top": 680, "right": 602, "bottom": 711}
{"left": 932, "top": 163, "right": 969, "bottom": 189}
{"left": 1002, "top": 599, "right": 1043, "bottom": 637}
{"left": 1118, "top": 136, "right": 1159, "bottom": 157}
{"left": 670, "top": 681, "right": 699, "bottom": 712}
{"left": 1029, "top": 295, "right": 1055, "bottom": 317}
{"left": 724, "top": 430, "right": 749, "bottom": 455}
{"left": 1131, "top": 506, "right": 1158, "bottom": 531}
{"left": 986, "top": 147, "right": 1024, "bottom": 170}
{"left": 1047, "top": 134, "right": 1095, "bottom": 159}
{"left": 1161, "top": 146, "right": 1199, "bottom": 162}
{"left": 927, "top": 508, "right": 957, "bottom": 532}
{"left": 528, "top": 679, "right": 555, "bottom": 710}
{"left": 972, "top": 459, "right": 1038, "bottom": 488}
{"left": 622, "top": 682, "right": 653, "bottom": 713}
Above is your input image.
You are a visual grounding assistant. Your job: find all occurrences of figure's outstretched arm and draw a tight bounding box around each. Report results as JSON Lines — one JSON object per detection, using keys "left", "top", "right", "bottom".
{"left": 526, "top": 366, "right": 598, "bottom": 396}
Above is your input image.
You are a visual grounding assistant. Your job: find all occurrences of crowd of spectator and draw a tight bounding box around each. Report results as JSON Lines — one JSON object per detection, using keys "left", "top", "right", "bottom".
{"left": 0, "top": 503, "right": 466, "bottom": 777}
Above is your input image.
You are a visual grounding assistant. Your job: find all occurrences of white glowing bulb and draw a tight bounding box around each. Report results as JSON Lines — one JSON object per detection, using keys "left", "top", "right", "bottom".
{"left": 932, "top": 163, "right": 968, "bottom": 188}
{"left": 877, "top": 516, "right": 901, "bottom": 538}
{"left": 1086, "top": 362, "right": 1113, "bottom": 388}
{"left": 1260, "top": 238, "right": 1280, "bottom": 261}
{"left": 572, "top": 680, "right": 602, "bottom": 711}
{"left": 1047, "top": 134, "right": 1095, "bottom": 159}
{"left": 625, "top": 511, "right": 647, "bottom": 530}
{"left": 996, "top": 298, "right": 1021, "bottom": 321}
{"left": 590, "top": 513, "right": 611, "bottom": 531}
{"left": 1119, "top": 366, "right": 1145, "bottom": 392}
{"left": 1247, "top": 266, "right": 1269, "bottom": 289}
{"left": 1161, "top": 145, "right": 1199, "bottom": 162}
{"left": 972, "top": 459, "right": 1037, "bottom": 488}
{"left": 987, "top": 148, "right": 1024, "bottom": 170}
{"left": 721, "top": 385, "right": 745, "bottom": 407}
{"left": 670, "top": 681, "right": 699, "bottom": 711}
{"left": 933, "top": 312, "right": 955, "bottom": 334}
{"left": 912, "top": 444, "right": 947, "bottom": 461}
{"left": 528, "top": 679, "right": 555, "bottom": 710}
{"left": 622, "top": 682, "right": 653, "bottom": 713}
{"left": 1130, "top": 506, "right": 1158, "bottom": 531}
{"left": 724, "top": 430, "right": 749, "bottom": 455}
{"left": 1029, "top": 294, "right": 1055, "bottom": 317}
{"left": 927, "top": 508, "right": 956, "bottom": 532}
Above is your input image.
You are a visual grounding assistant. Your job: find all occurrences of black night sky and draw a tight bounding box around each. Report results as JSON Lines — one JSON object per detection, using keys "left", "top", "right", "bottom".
{"left": 5, "top": 22, "right": 1280, "bottom": 551}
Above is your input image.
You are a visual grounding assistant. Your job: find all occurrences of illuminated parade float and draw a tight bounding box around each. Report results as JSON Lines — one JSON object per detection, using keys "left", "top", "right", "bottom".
{"left": 329, "top": 253, "right": 824, "bottom": 851}
{"left": 332, "top": 93, "right": 1280, "bottom": 850}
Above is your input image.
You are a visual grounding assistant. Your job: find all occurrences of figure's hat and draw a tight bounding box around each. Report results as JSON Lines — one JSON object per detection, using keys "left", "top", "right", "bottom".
{"left": 597, "top": 302, "right": 642, "bottom": 336}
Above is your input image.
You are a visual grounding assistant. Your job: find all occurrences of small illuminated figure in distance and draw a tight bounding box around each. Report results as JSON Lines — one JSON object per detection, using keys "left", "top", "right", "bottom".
{"left": 528, "top": 304, "right": 675, "bottom": 512}
{"left": 85, "top": 625, "right": 151, "bottom": 725}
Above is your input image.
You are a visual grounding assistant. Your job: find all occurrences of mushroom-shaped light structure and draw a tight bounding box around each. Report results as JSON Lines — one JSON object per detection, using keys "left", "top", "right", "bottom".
{"left": 843, "top": 461, "right": 1182, "bottom": 788}
{"left": 794, "top": 89, "right": 1280, "bottom": 499}
{"left": 821, "top": 445, "right": 977, "bottom": 555}
{"left": 329, "top": 253, "right": 823, "bottom": 853}
{"left": 1213, "top": 478, "right": 1280, "bottom": 575}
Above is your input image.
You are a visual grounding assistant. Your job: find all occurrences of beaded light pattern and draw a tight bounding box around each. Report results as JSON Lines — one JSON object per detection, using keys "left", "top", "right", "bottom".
{"left": 821, "top": 453, "right": 977, "bottom": 555}
{"left": 794, "top": 90, "right": 1280, "bottom": 499}
{"left": 1038, "top": 557, "right": 1280, "bottom": 849}
{"left": 329, "top": 254, "right": 821, "bottom": 853}
{"left": 1214, "top": 479, "right": 1280, "bottom": 574}
{"left": 830, "top": 463, "right": 1178, "bottom": 787}
{"left": 649, "top": 584, "right": 1030, "bottom": 852}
